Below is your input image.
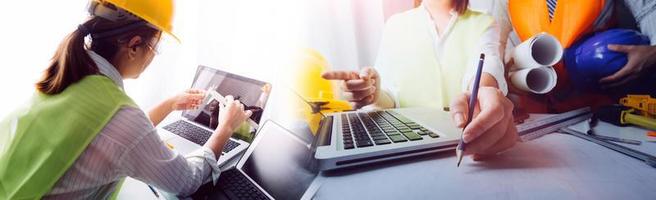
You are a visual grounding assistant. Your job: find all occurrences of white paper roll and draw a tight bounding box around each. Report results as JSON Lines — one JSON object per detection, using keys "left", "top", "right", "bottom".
{"left": 512, "top": 33, "right": 563, "bottom": 70}
{"left": 509, "top": 66, "right": 558, "bottom": 94}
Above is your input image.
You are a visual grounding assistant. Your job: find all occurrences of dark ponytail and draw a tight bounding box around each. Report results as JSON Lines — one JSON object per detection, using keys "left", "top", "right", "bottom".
{"left": 36, "top": 16, "right": 159, "bottom": 95}
{"left": 36, "top": 19, "right": 99, "bottom": 95}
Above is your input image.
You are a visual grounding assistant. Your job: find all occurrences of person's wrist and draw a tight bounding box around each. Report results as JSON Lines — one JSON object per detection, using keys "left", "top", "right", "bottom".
{"left": 213, "top": 124, "right": 234, "bottom": 141}
{"left": 164, "top": 96, "right": 177, "bottom": 111}
{"left": 201, "top": 124, "right": 231, "bottom": 155}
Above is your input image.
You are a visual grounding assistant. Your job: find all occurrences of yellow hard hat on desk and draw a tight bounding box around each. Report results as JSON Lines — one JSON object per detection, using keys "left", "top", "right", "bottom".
{"left": 292, "top": 49, "right": 352, "bottom": 134}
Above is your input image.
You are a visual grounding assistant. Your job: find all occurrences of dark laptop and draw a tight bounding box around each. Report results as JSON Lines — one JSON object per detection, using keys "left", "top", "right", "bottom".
{"left": 190, "top": 120, "right": 319, "bottom": 200}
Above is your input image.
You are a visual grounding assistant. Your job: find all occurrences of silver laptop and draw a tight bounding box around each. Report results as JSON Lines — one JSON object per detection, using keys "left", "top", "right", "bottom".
{"left": 190, "top": 120, "right": 319, "bottom": 200}
{"left": 314, "top": 107, "right": 462, "bottom": 170}
{"left": 158, "top": 65, "right": 272, "bottom": 167}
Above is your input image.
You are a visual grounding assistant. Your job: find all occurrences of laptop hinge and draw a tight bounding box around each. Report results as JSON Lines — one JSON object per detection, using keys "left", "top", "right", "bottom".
{"left": 316, "top": 116, "right": 333, "bottom": 146}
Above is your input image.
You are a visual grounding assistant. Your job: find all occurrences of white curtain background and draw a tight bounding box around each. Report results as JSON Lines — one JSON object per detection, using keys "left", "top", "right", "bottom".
{"left": 0, "top": 1, "right": 88, "bottom": 118}
{"left": 0, "top": 0, "right": 397, "bottom": 122}
{"left": 0, "top": 0, "right": 496, "bottom": 121}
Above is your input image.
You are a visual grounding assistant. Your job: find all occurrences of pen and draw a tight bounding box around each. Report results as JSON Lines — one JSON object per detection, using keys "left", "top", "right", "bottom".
{"left": 456, "top": 53, "right": 485, "bottom": 167}
{"left": 148, "top": 185, "right": 160, "bottom": 198}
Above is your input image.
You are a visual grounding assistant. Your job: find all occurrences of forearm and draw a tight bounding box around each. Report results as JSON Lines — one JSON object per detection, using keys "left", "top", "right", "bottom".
{"left": 121, "top": 129, "right": 218, "bottom": 196}
{"left": 480, "top": 73, "right": 499, "bottom": 89}
{"left": 148, "top": 98, "right": 174, "bottom": 127}
{"left": 203, "top": 125, "right": 233, "bottom": 159}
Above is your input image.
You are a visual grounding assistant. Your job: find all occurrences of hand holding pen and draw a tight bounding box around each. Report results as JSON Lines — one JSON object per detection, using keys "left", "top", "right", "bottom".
{"left": 450, "top": 53, "right": 519, "bottom": 166}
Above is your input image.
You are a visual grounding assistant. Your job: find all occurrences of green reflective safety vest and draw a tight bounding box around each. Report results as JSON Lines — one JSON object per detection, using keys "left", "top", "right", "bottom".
{"left": 0, "top": 75, "right": 137, "bottom": 199}
{"left": 376, "top": 9, "right": 493, "bottom": 109}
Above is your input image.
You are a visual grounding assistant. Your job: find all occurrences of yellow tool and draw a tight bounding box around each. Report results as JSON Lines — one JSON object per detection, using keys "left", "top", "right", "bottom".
{"left": 620, "top": 95, "right": 656, "bottom": 130}
{"left": 620, "top": 95, "right": 656, "bottom": 118}
{"left": 619, "top": 109, "right": 656, "bottom": 131}
{"left": 290, "top": 49, "right": 352, "bottom": 134}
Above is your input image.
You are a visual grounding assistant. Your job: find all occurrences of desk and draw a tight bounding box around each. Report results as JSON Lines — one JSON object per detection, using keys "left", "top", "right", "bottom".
{"left": 118, "top": 117, "right": 656, "bottom": 200}
{"left": 312, "top": 121, "right": 656, "bottom": 200}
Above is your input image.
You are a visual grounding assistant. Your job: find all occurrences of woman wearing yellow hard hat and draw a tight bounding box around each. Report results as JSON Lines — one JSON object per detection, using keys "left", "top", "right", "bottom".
{"left": 0, "top": 0, "right": 251, "bottom": 199}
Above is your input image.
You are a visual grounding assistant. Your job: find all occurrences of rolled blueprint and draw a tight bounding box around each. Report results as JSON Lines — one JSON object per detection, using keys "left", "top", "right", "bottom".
{"left": 510, "top": 33, "right": 562, "bottom": 94}
{"left": 509, "top": 66, "right": 557, "bottom": 94}
{"left": 512, "top": 33, "right": 563, "bottom": 69}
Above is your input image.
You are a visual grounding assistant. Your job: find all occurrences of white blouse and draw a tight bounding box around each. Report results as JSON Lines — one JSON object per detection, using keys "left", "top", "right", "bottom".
{"left": 376, "top": 4, "right": 508, "bottom": 108}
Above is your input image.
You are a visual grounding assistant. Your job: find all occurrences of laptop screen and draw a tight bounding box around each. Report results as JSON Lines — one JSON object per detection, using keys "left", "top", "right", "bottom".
{"left": 239, "top": 121, "right": 318, "bottom": 199}
{"left": 182, "top": 65, "right": 271, "bottom": 133}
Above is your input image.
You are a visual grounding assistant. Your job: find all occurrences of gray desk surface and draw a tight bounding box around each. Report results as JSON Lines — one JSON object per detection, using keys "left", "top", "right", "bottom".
{"left": 119, "top": 117, "right": 656, "bottom": 200}
{"left": 312, "top": 121, "right": 656, "bottom": 200}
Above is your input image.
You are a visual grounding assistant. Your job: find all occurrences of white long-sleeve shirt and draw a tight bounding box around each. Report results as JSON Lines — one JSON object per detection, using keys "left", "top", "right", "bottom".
{"left": 376, "top": 4, "right": 508, "bottom": 108}
{"left": 422, "top": 6, "right": 507, "bottom": 95}
{"left": 44, "top": 51, "right": 220, "bottom": 199}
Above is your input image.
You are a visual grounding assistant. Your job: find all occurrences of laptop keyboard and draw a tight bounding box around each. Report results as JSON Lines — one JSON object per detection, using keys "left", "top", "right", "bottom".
{"left": 163, "top": 120, "right": 240, "bottom": 153}
{"left": 218, "top": 169, "right": 270, "bottom": 200}
{"left": 340, "top": 111, "right": 439, "bottom": 149}
{"left": 222, "top": 139, "right": 241, "bottom": 153}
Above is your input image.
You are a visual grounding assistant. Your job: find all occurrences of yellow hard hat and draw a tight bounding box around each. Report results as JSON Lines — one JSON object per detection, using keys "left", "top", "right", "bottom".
{"left": 294, "top": 49, "right": 351, "bottom": 111}
{"left": 291, "top": 48, "right": 352, "bottom": 134}
{"left": 89, "top": 0, "right": 179, "bottom": 41}
{"left": 295, "top": 49, "right": 335, "bottom": 101}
